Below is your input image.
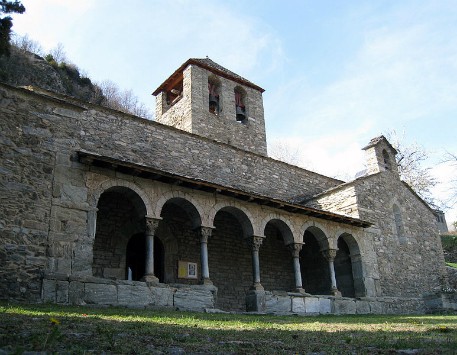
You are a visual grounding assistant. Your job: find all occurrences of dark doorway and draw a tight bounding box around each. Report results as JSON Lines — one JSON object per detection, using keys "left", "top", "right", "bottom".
{"left": 300, "top": 231, "right": 331, "bottom": 295}
{"left": 335, "top": 238, "right": 355, "bottom": 298}
{"left": 126, "top": 233, "right": 165, "bottom": 282}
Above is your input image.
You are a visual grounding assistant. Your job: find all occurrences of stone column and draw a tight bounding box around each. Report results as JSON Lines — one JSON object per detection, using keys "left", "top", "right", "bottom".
{"left": 245, "top": 235, "right": 266, "bottom": 312}
{"left": 246, "top": 235, "right": 264, "bottom": 291}
{"left": 322, "top": 248, "right": 341, "bottom": 296}
{"left": 142, "top": 217, "right": 160, "bottom": 283}
{"left": 197, "top": 226, "right": 213, "bottom": 285}
{"left": 289, "top": 243, "right": 307, "bottom": 293}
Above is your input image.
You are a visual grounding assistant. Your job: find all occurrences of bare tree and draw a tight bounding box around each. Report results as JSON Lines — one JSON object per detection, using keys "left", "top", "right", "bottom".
{"left": 443, "top": 152, "right": 457, "bottom": 209}
{"left": 97, "top": 80, "right": 152, "bottom": 119}
{"left": 268, "top": 138, "right": 302, "bottom": 166}
{"left": 11, "top": 33, "right": 43, "bottom": 55}
{"left": 49, "top": 42, "right": 67, "bottom": 64}
{"left": 386, "top": 130, "right": 438, "bottom": 207}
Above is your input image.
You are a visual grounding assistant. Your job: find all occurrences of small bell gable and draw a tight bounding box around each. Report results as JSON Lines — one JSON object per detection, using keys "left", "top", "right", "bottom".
{"left": 362, "top": 135, "right": 399, "bottom": 177}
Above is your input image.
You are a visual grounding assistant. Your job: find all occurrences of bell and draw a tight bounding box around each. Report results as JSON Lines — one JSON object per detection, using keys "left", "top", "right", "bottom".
{"left": 236, "top": 105, "right": 246, "bottom": 121}
{"left": 209, "top": 95, "right": 218, "bottom": 111}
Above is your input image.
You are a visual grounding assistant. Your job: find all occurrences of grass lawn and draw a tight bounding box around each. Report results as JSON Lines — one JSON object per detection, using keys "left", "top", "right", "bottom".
{"left": 0, "top": 302, "right": 456, "bottom": 354}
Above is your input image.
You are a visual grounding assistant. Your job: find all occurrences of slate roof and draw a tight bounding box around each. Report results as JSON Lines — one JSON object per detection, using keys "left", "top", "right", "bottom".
{"left": 362, "top": 135, "right": 397, "bottom": 154}
{"left": 152, "top": 57, "right": 265, "bottom": 95}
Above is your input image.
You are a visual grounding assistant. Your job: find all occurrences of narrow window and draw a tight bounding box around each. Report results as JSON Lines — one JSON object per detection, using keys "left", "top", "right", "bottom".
{"left": 382, "top": 149, "right": 391, "bottom": 171}
{"left": 393, "top": 204, "right": 406, "bottom": 243}
{"left": 208, "top": 75, "right": 221, "bottom": 114}
{"left": 234, "top": 86, "right": 247, "bottom": 121}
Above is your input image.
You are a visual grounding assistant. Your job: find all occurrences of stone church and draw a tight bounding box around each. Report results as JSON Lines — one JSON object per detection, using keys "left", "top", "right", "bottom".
{"left": 0, "top": 58, "right": 454, "bottom": 314}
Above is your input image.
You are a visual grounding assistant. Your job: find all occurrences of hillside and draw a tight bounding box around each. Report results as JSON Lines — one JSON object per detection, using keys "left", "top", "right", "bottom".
{"left": 0, "top": 46, "right": 102, "bottom": 103}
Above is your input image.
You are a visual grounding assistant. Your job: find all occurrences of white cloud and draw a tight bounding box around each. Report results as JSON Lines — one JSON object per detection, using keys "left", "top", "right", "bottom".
{"left": 267, "top": 1, "right": 457, "bottom": 210}
{"left": 12, "top": 0, "right": 94, "bottom": 50}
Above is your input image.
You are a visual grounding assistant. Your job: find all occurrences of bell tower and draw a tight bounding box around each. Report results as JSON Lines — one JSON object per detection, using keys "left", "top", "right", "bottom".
{"left": 362, "top": 136, "right": 399, "bottom": 177}
{"left": 152, "top": 58, "right": 267, "bottom": 156}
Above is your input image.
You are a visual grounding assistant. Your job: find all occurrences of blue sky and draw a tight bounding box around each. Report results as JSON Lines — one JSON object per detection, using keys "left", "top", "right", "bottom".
{"left": 11, "top": 0, "right": 457, "bottom": 227}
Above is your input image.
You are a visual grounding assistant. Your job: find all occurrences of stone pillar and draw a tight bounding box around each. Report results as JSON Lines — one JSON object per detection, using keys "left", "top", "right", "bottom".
{"left": 246, "top": 235, "right": 264, "bottom": 291}
{"left": 245, "top": 236, "right": 266, "bottom": 312}
{"left": 322, "top": 249, "right": 341, "bottom": 297}
{"left": 142, "top": 217, "right": 160, "bottom": 283}
{"left": 289, "top": 243, "right": 307, "bottom": 294}
{"left": 197, "top": 226, "right": 213, "bottom": 285}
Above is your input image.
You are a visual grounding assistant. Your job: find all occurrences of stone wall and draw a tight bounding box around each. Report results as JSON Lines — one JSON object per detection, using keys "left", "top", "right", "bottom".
{"left": 265, "top": 292, "right": 426, "bottom": 315}
{"left": 0, "top": 83, "right": 448, "bottom": 314}
{"left": 311, "top": 172, "right": 447, "bottom": 298}
{"left": 0, "top": 83, "right": 349, "bottom": 302}
{"left": 42, "top": 273, "right": 216, "bottom": 311}
{"left": 156, "top": 64, "right": 268, "bottom": 156}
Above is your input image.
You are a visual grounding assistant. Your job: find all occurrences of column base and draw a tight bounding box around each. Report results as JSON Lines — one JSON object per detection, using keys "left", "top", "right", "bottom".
{"left": 246, "top": 289, "right": 266, "bottom": 312}
{"left": 142, "top": 274, "right": 159, "bottom": 284}
{"left": 295, "top": 288, "right": 310, "bottom": 296}
{"left": 250, "top": 283, "right": 264, "bottom": 291}
{"left": 331, "top": 288, "right": 342, "bottom": 297}
{"left": 201, "top": 278, "right": 213, "bottom": 286}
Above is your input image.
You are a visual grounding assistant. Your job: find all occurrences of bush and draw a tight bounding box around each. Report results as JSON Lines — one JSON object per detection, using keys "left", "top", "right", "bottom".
{"left": 441, "top": 234, "right": 457, "bottom": 249}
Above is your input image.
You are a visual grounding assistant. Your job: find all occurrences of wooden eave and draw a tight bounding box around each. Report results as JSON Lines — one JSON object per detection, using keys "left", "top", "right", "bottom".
{"left": 152, "top": 59, "right": 265, "bottom": 96}
{"left": 78, "top": 150, "right": 371, "bottom": 228}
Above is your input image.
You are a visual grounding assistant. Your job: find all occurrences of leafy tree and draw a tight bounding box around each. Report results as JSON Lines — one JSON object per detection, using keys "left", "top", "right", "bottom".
{"left": 0, "top": 0, "right": 25, "bottom": 56}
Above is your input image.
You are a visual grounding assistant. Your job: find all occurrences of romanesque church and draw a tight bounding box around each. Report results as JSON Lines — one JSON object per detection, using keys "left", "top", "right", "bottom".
{"left": 0, "top": 58, "right": 454, "bottom": 314}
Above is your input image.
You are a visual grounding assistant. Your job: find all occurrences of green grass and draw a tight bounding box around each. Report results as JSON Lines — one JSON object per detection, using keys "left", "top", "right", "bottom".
{"left": 0, "top": 302, "right": 456, "bottom": 354}
{"left": 446, "top": 262, "right": 457, "bottom": 268}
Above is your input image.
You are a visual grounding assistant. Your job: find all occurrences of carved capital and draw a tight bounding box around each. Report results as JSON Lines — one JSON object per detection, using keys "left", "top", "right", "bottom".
{"left": 145, "top": 217, "right": 160, "bottom": 235}
{"left": 322, "top": 248, "right": 338, "bottom": 261}
{"left": 246, "top": 236, "right": 264, "bottom": 251}
{"left": 289, "top": 243, "right": 303, "bottom": 258}
{"left": 198, "top": 226, "right": 213, "bottom": 243}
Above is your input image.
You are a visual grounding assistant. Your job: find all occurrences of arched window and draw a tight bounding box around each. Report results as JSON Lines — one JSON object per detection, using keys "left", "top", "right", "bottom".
{"left": 234, "top": 86, "right": 247, "bottom": 122}
{"left": 382, "top": 149, "right": 392, "bottom": 171}
{"left": 393, "top": 204, "right": 406, "bottom": 244}
{"left": 208, "top": 75, "right": 221, "bottom": 114}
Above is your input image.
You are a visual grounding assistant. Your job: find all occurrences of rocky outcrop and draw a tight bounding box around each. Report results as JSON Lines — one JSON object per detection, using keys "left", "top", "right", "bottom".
{"left": 0, "top": 46, "right": 102, "bottom": 103}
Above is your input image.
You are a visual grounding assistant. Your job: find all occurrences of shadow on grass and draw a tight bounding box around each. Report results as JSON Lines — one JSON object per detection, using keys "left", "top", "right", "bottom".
{"left": 1, "top": 303, "right": 456, "bottom": 354}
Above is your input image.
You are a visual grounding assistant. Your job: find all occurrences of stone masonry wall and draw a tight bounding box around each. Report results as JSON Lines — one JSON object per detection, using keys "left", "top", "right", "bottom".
{"left": 350, "top": 173, "right": 445, "bottom": 297}
{"left": 309, "top": 172, "right": 447, "bottom": 298}
{"left": 155, "top": 65, "right": 268, "bottom": 156}
{"left": 189, "top": 65, "right": 268, "bottom": 156}
{"left": 1, "top": 82, "right": 445, "bottom": 311}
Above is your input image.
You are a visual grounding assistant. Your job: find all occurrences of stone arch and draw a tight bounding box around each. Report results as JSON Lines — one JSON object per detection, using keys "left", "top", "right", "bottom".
{"left": 157, "top": 195, "right": 203, "bottom": 285}
{"left": 300, "top": 223, "right": 330, "bottom": 251}
{"left": 260, "top": 214, "right": 295, "bottom": 245}
{"left": 208, "top": 74, "right": 222, "bottom": 114}
{"left": 208, "top": 201, "right": 257, "bottom": 237}
{"left": 154, "top": 191, "right": 204, "bottom": 228}
{"left": 92, "top": 185, "right": 149, "bottom": 279}
{"left": 209, "top": 203, "right": 255, "bottom": 310}
{"left": 335, "top": 232, "right": 366, "bottom": 297}
{"left": 260, "top": 217, "right": 296, "bottom": 292}
{"left": 234, "top": 85, "right": 247, "bottom": 121}
{"left": 92, "top": 178, "right": 153, "bottom": 216}
{"left": 300, "top": 224, "right": 331, "bottom": 295}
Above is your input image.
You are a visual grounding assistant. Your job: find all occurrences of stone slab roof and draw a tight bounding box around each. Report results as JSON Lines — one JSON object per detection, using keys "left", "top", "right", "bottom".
{"left": 152, "top": 57, "right": 265, "bottom": 95}
{"left": 362, "top": 135, "right": 398, "bottom": 154}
